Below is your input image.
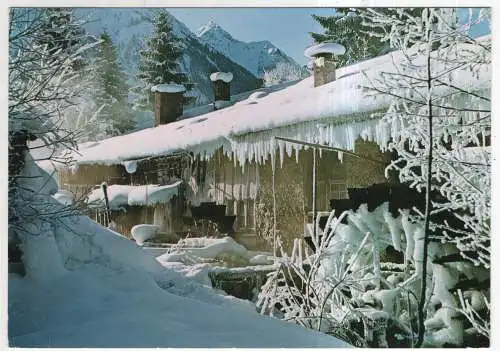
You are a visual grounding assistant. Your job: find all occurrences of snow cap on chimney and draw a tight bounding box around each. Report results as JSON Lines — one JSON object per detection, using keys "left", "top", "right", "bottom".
{"left": 304, "top": 42, "right": 346, "bottom": 87}
{"left": 210, "top": 71, "right": 233, "bottom": 83}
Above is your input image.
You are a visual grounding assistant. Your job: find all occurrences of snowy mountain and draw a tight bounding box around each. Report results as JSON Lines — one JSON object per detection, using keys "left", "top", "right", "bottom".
{"left": 196, "top": 20, "right": 305, "bottom": 77}
{"left": 75, "top": 9, "right": 262, "bottom": 106}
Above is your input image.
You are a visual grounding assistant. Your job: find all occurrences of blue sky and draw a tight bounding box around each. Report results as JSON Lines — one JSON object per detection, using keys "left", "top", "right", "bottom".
{"left": 168, "top": 8, "right": 490, "bottom": 66}
{"left": 169, "top": 8, "right": 336, "bottom": 65}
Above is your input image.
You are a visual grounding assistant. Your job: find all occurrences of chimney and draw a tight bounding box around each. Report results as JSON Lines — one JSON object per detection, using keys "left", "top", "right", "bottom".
{"left": 151, "top": 84, "right": 186, "bottom": 126}
{"left": 304, "top": 42, "right": 346, "bottom": 87}
{"left": 210, "top": 72, "right": 233, "bottom": 102}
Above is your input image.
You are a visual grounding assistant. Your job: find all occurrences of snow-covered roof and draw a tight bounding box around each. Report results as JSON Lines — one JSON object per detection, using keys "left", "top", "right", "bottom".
{"left": 151, "top": 84, "right": 186, "bottom": 93}
{"left": 72, "top": 38, "right": 490, "bottom": 168}
{"left": 210, "top": 72, "right": 233, "bottom": 83}
{"left": 304, "top": 42, "right": 346, "bottom": 58}
{"left": 87, "top": 181, "right": 181, "bottom": 208}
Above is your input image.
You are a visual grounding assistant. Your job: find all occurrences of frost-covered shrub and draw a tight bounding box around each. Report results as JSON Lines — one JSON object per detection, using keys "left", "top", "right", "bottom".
{"left": 360, "top": 8, "right": 491, "bottom": 345}
{"left": 262, "top": 62, "right": 308, "bottom": 87}
{"left": 257, "top": 202, "right": 490, "bottom": 347}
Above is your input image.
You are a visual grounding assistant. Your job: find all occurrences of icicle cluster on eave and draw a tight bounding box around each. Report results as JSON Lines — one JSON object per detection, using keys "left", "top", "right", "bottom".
{"left": 227, "top": 110, "right": 388, "bottom": 168}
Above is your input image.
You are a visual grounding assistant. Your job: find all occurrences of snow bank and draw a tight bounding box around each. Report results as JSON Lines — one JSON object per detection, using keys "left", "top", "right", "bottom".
{"left": 248, "top": 91, "right": 269, "bottom": 100}
{"left": 52, "top": 190, "right": 74, "bottom": 206}
{"left": 131, "top": 224, "right": 160, "bottom": 245}
{"left": 158, "top": 236, "right": 248, "bottom": 263}
{"left": 18, "top": 154, "right": 58, "bottom": 196}
{"left": 36, "top": 159, "right": 62, "bottom": 175}
{"left": 176, "top": 237, "right": 223, "bottom": 248}
{"left": 304, "top": 42, "right": 346, "bottom": 58}
{"left": 210, "top": 71, "right": 234, "bottom": 83}
{"left": 155, "top": 237, "right": 275, "bottom": 276}
{"left": 9, "top": 263, "right": 349, "bottom": 347}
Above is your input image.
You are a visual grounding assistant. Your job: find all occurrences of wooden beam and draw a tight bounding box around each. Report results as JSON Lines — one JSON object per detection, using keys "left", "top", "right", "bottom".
{"left": 312, "top": 147, "right": 317, "bottom": 239}
{"left": 274, "top": 136, "right": 387, "bottom": 165}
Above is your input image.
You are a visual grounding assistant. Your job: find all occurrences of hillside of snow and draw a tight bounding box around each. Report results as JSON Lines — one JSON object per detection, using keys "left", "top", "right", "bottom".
{"left": 75, "top": 8, "right": 262, "bottom": 108}
{"left": 8, "top": 153, "right": 350, "bottom": 348}
{"left": 197, "top": 20, "right": 306, "bottom": 77}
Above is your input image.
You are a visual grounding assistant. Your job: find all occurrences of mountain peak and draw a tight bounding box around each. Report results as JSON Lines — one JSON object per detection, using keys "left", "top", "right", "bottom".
{"left": 196, "top": 19, "right": 225, "bottom": 37}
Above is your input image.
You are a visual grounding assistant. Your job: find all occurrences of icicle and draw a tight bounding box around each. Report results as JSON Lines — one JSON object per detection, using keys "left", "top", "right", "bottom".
{"left": 337, "top": 151, "right": 343, "bottom": 163}
{"left": 291, "top": 239, "right": 298, "bottom": 264}
{"left": 278, "top": 139, "right": 285, "bottom": 169}
{"left": 384, "top": 210, "right": 402, "bottom": 252}
{"left": 401, "top": 210, "right": 415, "bottom": 266}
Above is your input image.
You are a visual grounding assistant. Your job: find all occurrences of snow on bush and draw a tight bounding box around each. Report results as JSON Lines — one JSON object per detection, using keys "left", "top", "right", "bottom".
{"left": 257, "top": 202, "right": 489, "bottom": 347}
{"left": 53, "top": 190, "right": 74, "bottom": 206}
{"left": 262, "top": 62, "right": 307, "bottom": 87}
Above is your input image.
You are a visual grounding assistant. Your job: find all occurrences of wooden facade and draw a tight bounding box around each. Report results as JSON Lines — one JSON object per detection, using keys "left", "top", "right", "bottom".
{"left": 60, "top": 136, "right": 393, "bottom": 251}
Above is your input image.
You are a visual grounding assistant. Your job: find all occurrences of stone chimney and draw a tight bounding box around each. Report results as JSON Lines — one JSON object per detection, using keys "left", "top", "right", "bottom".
{"left": 304, "top": 42, "right": 346, "bottom": 87}
{"left": 151, "top": 84, "right": 186, "bottom": 126}
{"left": 210, "top": 72, "right": 233, "bottom": 102}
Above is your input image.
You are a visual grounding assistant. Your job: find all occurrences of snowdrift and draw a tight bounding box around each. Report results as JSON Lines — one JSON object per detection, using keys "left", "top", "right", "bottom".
{"left": 8, "top": 154, "right": 349, "bottom": 348}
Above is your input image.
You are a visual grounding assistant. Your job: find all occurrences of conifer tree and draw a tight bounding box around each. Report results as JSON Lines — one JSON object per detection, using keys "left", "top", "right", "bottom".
{"left": 134, "top": 10, "right": 193, "bottom": 111}
{"left": 91, "top": 32, "right": 136, "bottom": 136}
{"left": 36, "top": 7, "right": 88, "bottom": 71}
{"left": 310, "top": 8, "right": 424, "bottom": 67}
{"left": 310, "top": 9, "right": 385, "bottom": 67}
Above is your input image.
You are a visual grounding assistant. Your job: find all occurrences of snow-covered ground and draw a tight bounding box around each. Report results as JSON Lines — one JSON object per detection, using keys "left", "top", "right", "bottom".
{"left": 9, "top": 226, "right": 349, "bottom": 347}
{"left": 8, "top": 154, "right": 349, "bottom": 348}
{"left": 155, "top": 236, "right": 276, "bottom": 286}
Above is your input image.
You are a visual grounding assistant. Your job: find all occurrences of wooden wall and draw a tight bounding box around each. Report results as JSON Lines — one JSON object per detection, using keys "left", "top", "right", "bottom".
{"left": 63, "top": 137, "right": 392, "bottom": 249}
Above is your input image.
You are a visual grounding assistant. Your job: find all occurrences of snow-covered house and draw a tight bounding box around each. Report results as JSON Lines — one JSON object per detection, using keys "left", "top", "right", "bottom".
{"left": 58, "top": 38, "right": 490, "bottom": 251}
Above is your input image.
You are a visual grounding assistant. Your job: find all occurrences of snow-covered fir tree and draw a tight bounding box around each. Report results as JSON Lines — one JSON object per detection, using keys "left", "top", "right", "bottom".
{"left": 91, "top": 32, "right": 135, "bottom": 136}
{"left": 134, "top": 10, "right": 193, "bottom": 111}
{"left": 35, "top": 8, "right": 88, "bottom": 71}
{"left": 29, "top": 7, "right": 106, "bottom": 142}
{"left": 310, "top": 8, "right": 425, "bottom": 67}
{"left": 310, "top": 9, "right": 385, "bottom": 67}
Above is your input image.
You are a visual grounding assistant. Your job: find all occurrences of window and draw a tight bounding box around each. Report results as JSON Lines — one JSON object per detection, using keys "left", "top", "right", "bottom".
{"left": 330, "top": 181, "right": 348, "bottom": 200}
